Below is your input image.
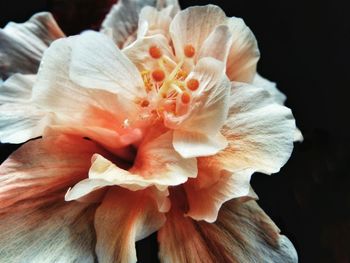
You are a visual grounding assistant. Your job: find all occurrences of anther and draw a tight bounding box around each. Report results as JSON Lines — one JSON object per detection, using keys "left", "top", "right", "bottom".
{"left": 184, "top": 44, "right": 195, "bottom": 58}
{"left": 140, "top": 100, "right": 150, "bottom": 107}
{"left": 149, "top": 46, "right": 163, "bottom": 59}
{"left": 186, "top": 79, "right": 199, "bottom": 91}
{"left": 181, "top": 92, "right": 191, "bottom": 104}
{"left": 152, "top": 69, "right": 165, "bottom": 82}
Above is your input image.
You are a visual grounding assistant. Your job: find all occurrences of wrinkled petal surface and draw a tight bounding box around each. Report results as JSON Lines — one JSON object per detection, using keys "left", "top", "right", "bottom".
{"left": 158, "top": 199, "right": 298, "bottom": 263}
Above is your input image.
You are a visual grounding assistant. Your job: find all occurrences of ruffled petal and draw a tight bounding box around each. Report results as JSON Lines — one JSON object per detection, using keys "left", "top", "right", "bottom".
{"left": 0, "top": 200, "right": 96, "bottom": 262}
{"left": 101, "top": 0, "right": 179, "bottom": 48}
{"left": 0, "top": 134, "right": 106, "bottom": 211}
{"left": 65, "top": 131, "right": 197, "bottom": 200}
{"left": 69, "top": 31, "right": 146, "bottom": 100}
{"left": 225, "top": 17, "right": 260, "bottom": 83}
{"left": 184, "top": 165, "right": 253, "bottom": 222}
{"left": 123, "top": 34, "right": 175, "bottom": 71}
{"left": 220, "top": 82, "right": 295, "bottom": 175}
{"left": 32, "top": 35, "right": 143, "bottom": 149}
{"left": 137, "top": 6, "right": 174, "bottom": 38}
{"left": 0, "top": 12, "right": 64, "bottom": 79}
{"left": 94, "top": 187, "right": 166, "bottom": 263}
{"left": 0, "top": 73, "right": 35, "bottom": 103}
{"left": 253, "top": 74, "right": 304, "bottom": 142}
{"left": 169, "top": 5, "right": 227, "bottom": 60}
{"left": 158, "top": 199, "right": 298, "bottom": 263}
{"left": 168, "top": 58, "right": 230, "bottom": 157}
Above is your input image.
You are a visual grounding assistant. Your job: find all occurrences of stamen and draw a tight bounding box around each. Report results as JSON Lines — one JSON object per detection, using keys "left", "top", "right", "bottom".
{"left": 181, "top": 92, "right": 191, "bottom": 104}
{"left": 152, "top": 69, "right": 165, "bottom": 82}
{"left": 149, "top": 45, "right": 162, "bottom": 59}
{"left": 186, "top": 78, "right": 199, "bottom": 91}
{"left": 184, "top": 44, "right": 195, "bottom": 58}
{"left": 140, "top": 100, "right": 150, "bottom": 107}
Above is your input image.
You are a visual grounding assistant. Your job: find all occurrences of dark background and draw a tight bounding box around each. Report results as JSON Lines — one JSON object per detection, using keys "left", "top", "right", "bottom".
{"left": 1, "top": 0, "right": 349, "bottom": 262}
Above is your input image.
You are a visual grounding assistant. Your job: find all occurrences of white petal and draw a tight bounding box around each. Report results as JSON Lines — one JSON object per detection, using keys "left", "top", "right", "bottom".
{"left": 0, "top": 73, "right": 35, "bottom": 103}
{"left": 158, "top": 199, "right": 298, "bottom": 263}
{"left": 198, "top": 25, "right": 233, "bottom": 63}
{"left": 123, "top": 34, "right": 175, "bottom": 71}
{"left": 253, "top": 74, "right": 304, "bottom": 142}
{"left": 221, "top": 82, "right": 296, "bottom": 174}
{"left": 101, "top": 0, "right": 158, "bottom": 48}
{"left": 225, "top": 17, "right": 260, "bottom": 82}
{"left": 0, "top": 74, "right": 49, "bottom": 143}
{"left": 0, "top": 12, "right": 64, "bottom": 79}
{"left": 253, "top": 73, "right": 286, "bottom": 104}
{"left": 94, "top": 187, "right": 166, "bottom": 263}
{"left": 137, "top": 6, "right": 173, "bottom": 38}
{"left": 169, "top": 5, "right": 227, "bottom": 59}
{"left": 69, "top": 31, "right": 146, "bottom": 100}
{"left": 173, "top": 130, "right": 227, "bottom": 158}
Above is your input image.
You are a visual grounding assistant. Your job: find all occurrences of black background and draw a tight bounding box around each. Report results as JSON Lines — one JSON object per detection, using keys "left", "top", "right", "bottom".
{"left": 1, "top": 0, "right": 350, "bottom": 262}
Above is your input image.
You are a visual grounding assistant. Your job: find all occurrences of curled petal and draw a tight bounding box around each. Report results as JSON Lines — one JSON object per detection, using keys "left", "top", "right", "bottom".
{"left": 0, "top": 12, "right": 64, "bottom": 79}
{"left": 94, "top": 187, "right": 166, "bottom": 263}
{"left": 221, "top": 82, "right": 295, "bottom": 175}
{"left": 158, "top": 199, "right": 298, "bottom": 263}
{"left": 253, "top": 74, "right": 303, "bottom": 142}
{"left": 65, "top": 131, "right": 197, "bottom": 200}
{"left": 137, "top": 6, "right": 174, "bottom": 38}
{"left": 169, "top": 5, "right": 227, "bottom": 60}
{"left": 225, "top": 17, "right": 260, "bottom": 83}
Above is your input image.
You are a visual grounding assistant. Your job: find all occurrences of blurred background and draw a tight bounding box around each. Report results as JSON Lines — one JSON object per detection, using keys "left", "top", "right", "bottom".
{"left": 1, "top": 0, "right": 349, "bottom": 262}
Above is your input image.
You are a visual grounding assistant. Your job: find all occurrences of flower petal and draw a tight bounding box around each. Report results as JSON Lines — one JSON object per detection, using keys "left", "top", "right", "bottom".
{"left": 123, "top": 34, "right": 175, "bottom": 72}
{"left": 0, "top": 200, "right": 96, "bottom": 262}
{"left": 137, "top": 6, "right": 174, "bottom": 38}
{"left": 253, "top": 73, "right": 286, "bottom": 104}
{"left": 0, "top": 73, "right": 35, "bottom": 103}
{"left": 69, "top": 31, "right": 146, "bottom": 100}
{"left": 0, "top": 12, "right": 64, "bottom": 79}
{"left": 0, "top": 134, "right": 106, "bottom": 211}
{"left": 198, "top": 25, "right": 233, "bottom": 63}
{"left": 158, "top": 199, "right": 298, "bottom": 263}
{"left": 65, "top": 131, "right": 197, "bottom": 200}
{"left": 94, "top": 187, "right": 166, "bottom": 263}
{"left": 101, "top": 0, "right": 179, "bottom": 48}
{"left": 225, "top": 17, "right": 260, "bottom": 82}
{"left": 169, "top": 5, "right": 227, "bottom": 60}
{"left": 168, "top": 58, "right": 230, "bottom": 158}
{"left": 184, "top": 166, "right": 253, "bottom": 222}
{"left": 32, "top": 35, "right": 143, "bottom": 149}
{"left": 220, "top": 82, "right": 295, "bottom": 174}
{"left": 0, "top": 73, "right": 50, "bottom": 144}
{"left": 253, "top": 74, "right": 304, "bottom": 142}
{"left": 173, "top": 130, "right": 227, "bottom": 158}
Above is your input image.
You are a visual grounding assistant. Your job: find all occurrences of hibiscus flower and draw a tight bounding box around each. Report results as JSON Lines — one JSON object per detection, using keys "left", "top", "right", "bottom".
{"left": 0, "top": 1, "right": 299, "bottom": 262}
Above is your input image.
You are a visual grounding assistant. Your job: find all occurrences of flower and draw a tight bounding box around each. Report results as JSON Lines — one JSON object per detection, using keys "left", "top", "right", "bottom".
{"left": 0, "top": 1, "right": 300, "bottom": 262}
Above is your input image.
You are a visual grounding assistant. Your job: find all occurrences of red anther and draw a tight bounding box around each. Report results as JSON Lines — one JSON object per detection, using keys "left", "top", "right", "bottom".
{"left": 184, "top": 44, "right": 195, "bottom": 58}
{"left": 152, "top": 69, "right": 165, "bottom": 82}
{"left": 181, "top": 92, "right": 191, "bottom": 104}
{"left": 140, "top": 100, "right": 150, "bottom": 107}
{"left": 149, "top": 46, "right": 162, "bottom": 59}
{"left": 186, "top": 78, "right": 199, "bottom": 91}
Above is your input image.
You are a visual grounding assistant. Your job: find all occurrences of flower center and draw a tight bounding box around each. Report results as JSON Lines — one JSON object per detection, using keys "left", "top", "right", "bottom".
{"left": 137, "top": 44, "right": 200, "bottom": 119}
